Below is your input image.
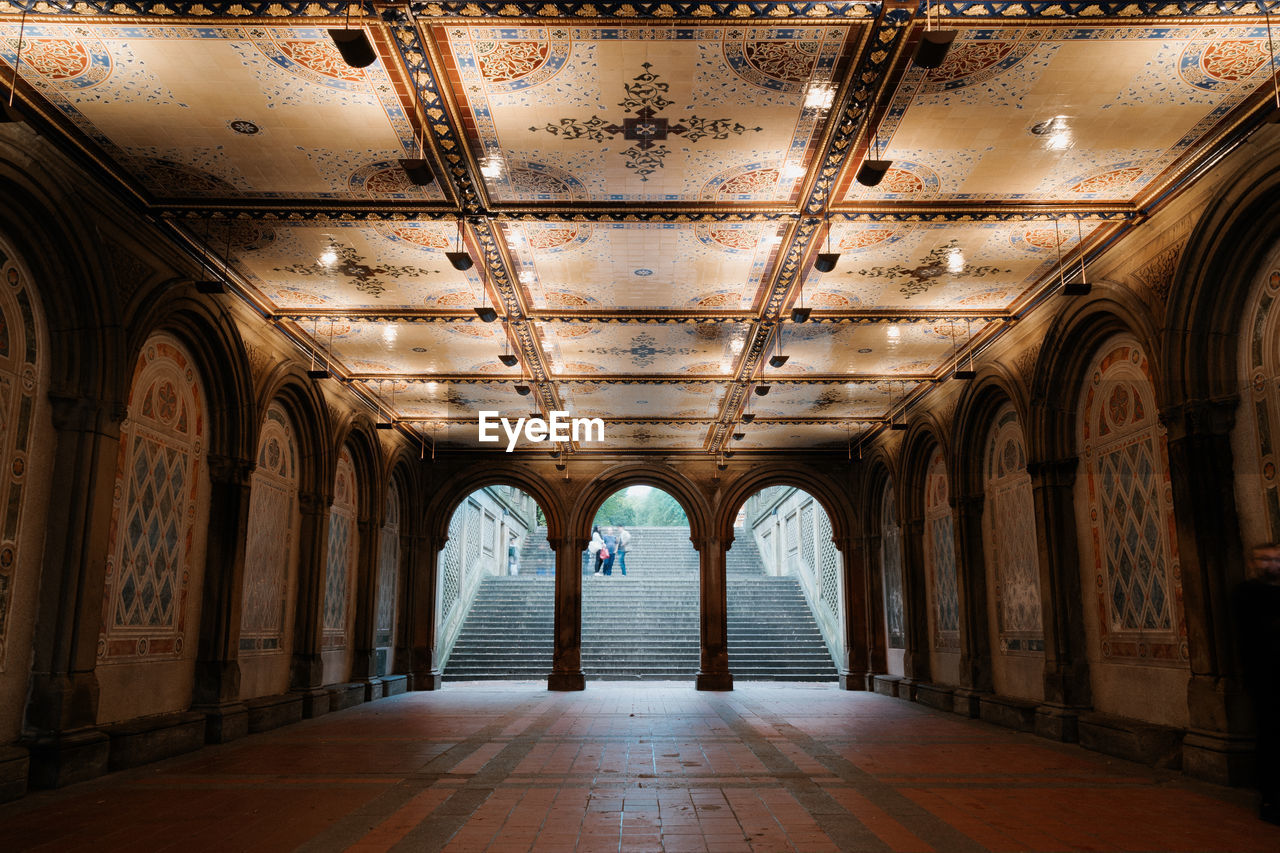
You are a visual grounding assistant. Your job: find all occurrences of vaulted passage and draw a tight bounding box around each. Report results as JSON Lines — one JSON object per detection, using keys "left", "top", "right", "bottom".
{"left": 1, "top": 684, "right": 1274, "bottom": 852}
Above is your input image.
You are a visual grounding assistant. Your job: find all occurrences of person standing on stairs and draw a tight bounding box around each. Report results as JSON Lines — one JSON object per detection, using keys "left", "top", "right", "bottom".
{"left": 600, "top": 528, "right": 618, "bottom": 576}
{"left": 589, "top": 526, "right": 605, "bottom": 576}
{"left": 616, "top": 525, "right": 631, "bottom": 576}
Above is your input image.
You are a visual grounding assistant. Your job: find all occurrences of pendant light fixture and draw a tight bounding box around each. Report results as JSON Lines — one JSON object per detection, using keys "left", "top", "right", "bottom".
{"left": 514, "top": 357, "right": 531, "bottom": 395}
{"left": 375, "top": 379, "right": 394, "bottom": 430}
{"left": 913, "top": 0, "right": 957, "bottom": 69}
{"left": 1, "top": 10, "right": 26, "bottom": 122}
{"left": 400, "top": 120, "right": 436, "bottom": 186}
{"left": 754, "top": 383, "right": 771, "bottom": 396}
{"left": 329, "top": 3, "right": 377, "bottom": 69}
{"left": 768, "top": 324, "right": 789, "bottom": 368}
{"left": 451, "top": 219, "right": 477, "bottom": 274}
{"left": 856, "top": 128, "right": 892, "bottom": 187}
{"left": 1063, "top": 217, "right": 1091, "bottom": 295}
{"left": 952, "top": 319, "right": 976, "bottom": 380}
{"left": 1266, "top": 1, "right": 1280, "bottom": 121}
{"left": 498, "top": 317, "right": 519, "bottom": 366}
{"left": 814, "top": 214, "right": 840, "bottom": 273}
{"left": 306, "top": 316, "right": 332, "bottom": 379}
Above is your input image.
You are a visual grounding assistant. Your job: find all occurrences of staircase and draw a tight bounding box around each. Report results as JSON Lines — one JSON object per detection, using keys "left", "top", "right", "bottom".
{"left": 442, "top": 526, "right": 838, "bottom": 681}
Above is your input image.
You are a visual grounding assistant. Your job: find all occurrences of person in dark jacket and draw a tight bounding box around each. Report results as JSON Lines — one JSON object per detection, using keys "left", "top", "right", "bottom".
{"left": 600, "top": 529, "right": 618, "bottom": 576}
{"left": 1233, "top": 542, "right": 1280, "bottom": 825}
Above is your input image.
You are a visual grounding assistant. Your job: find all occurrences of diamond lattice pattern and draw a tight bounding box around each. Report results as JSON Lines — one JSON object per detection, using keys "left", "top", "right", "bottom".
{"left": 1098, "top": 437, "right": 1173, "bottom": 631}
{"left": 115, "top": 434, "right": 187, "bottom": 628}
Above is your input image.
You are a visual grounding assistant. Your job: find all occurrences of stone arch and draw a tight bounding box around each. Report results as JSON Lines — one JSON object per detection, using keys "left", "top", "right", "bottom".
{"left": 1163, "top": 132, "right": 1280, "bottom": 406}
{"left": 126, "top": 290, "right": 255, "bottom": 463}
{"left": 255, "top": 365, "right": 334, "bottom": 501}
{"left": 425, "top": 463, "right": 564, "bottom": 547}
{"left": 713, "top": 462, "right": 854, "bottom": 547}
{"left": 331, "top": 413, "right": 386, "bottom": 525}
{"left": 951, "top": 367, "right": 1030, "bottom": 499}
{"left": 1030, "top": 283, "right": 1162, "bottom": 463}
{"left": 570, "top": 463, "right": 710, "bottom": 547}
{"left": 860, "top": 455, "right": 904, "bottom": 677}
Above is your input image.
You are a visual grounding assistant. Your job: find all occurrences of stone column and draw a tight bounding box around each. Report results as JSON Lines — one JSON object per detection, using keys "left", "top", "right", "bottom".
{"left": 405, "top": 530, "right": 443, "bottom": 690}
{"left": 696, "top": 536, "right": 732, "bottom": 691}
{"left": 899, "top": 517, "right": 931, "bottom": 693}
{"left": 190, "top": 453, "right": 255, "bottom": 742}
{"left": 289, "top": 490, "right": 332, "bottom": 717}
{"left": 350, "top": 513, "right": 385, "bottom": 699}
{"left": 862, "top": 530, "right": 888, "bottom": 688}
{"left": 549, "top": 535, "right": 585, "bottom": 690}
{"left": 1162, "top": 397, "right": 1254, "bottom": 784}
{"left": 835, "top": 533, "right": 870, "bottom": 690}
{"left": 1027, "top": 456, "right": 1091, "bottom": 741}
{"left": 953, "top": 491, "right": 993, "bottom": 715}
{"left": 24, "top": 395, "right": 124, "bottom": 787}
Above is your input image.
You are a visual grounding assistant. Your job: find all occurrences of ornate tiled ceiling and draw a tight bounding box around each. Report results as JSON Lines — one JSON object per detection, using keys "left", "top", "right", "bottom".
{"left": 2, "top": 2, "right": 1276, "bottom": 455}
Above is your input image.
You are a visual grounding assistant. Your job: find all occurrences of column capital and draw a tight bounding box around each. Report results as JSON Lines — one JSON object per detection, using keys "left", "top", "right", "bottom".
{"left": 48, "top": 393, "right": 126, "bottom": 434}
{"left": 1159, "top": 395, "right": 1239, "bottom": 440}
{"left": 298, "top": 490, "right": 330, "bottom": 516}
{"left": 1027, "top": 456, "right": 1078, "bottom": 487}
{"left": 206, "top": 453, "right": 255, "bottom": 487}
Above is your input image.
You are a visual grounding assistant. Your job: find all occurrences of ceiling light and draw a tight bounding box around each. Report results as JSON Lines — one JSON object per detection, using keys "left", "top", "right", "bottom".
{"left": 732, "top": 432, "right": 746, "bottom": 441}
{"left": 474, "top": 306, "right": 498, "bottom": 322}
{"left": 782, "top": 162, "right": 806, "bottom": 180}
{"left": 946, "top": 247, "right": 964, "bottom": 274}
{"left": 913, "top": 29, "right": 957, "bottom": 69}
{"left": 754, "top": 385, "right": 771, "bottom": 396}
{"left": 514, "top": 384, "right": 531, "bottom": 396}
{"left": 804, "top": 83, "right": 836, "bottom": 111}
{"left": 741, "top": 413, "right": 755, "bottom": 424}
{"left": 375, "top": 420, "right": 393, "bottom": 430}
{"left": 791, "top": 307, "right": 812, "bottom": 323}
{"left": 328, "top": 28, "right": 377, "bottom": 69}
{"left": 306, "top": 368, "right": 331, "bottom": 380}
{"left": 518, "top": 270, "right": 536, "bottom": 285}
{"left": 953, "top": 367, "right": 977, "bottom": 380}
{"left": 448, "top": 251, "right": 474, "bottom": 271}
{"left": 498, "top": 353, "right": 519, "bottom": 367}
{"left": 769, "top": 354, "right": 789, "bottom": 368}
{"left": 724, "top": 450, "right": 735, "bottom": 458}
{"left": 814, "top": 253, "right": 840, "bottom": 273}
{"left": 856, "top": 159, "right": 892, "bottom": 187}
{"left": 382, "top": 325, "right": 397, "bottom": 344}
{"left": 886, "top": 325, "right": 900, "bottom": 339}
{"left": 889, "top": 420, "right": 909, "bottom": 431}
{"left": 399, "top": 158, "right": 436, "bottom": 186}
{"left": 319, "top": 248, "right": 338, "bottom": 266}
{"left": 195, "top": 279, "right": 226, "bottom": 294}
{"left": 480, "top": 157, "right": 505, "bottom": 179}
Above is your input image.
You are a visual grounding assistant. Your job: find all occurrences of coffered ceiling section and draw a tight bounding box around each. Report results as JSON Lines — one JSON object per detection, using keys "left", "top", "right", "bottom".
{"left": 538, "top": 321, "right": 753, "bottom": 377}
{"left": 844, "top": 22, "right": 1277, "bottom": 204}
{"left": 2, "top": 20, "right": 438, "bottom": 201}
{"left": 430, "top": 22, "right": 860, "bottom": 203}
{"left": 502, "top": 220, "right": 785, "bottom": 312}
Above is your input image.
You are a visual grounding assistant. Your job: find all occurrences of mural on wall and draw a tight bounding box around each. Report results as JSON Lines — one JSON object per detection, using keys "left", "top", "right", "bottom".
{"left": 323, "top": 447, "right": 358, "bottom": 650}
{"left": 0, "top": 253, "right": 40, "bottom": 670}
{"left": 376, "top": 487, "right": 401, "bottom": 668}
{"left": 1079, "top": 338, "right": 1188, "bottom": 666}
{"left": 880, "top": 480, "right": 905, "bottom": 650}
{"left": 1245, "top": 268, "right": 1280, "bottom": 548}
{"left": 99, "top": 334, "right": 205, "bottom": 661}
{"left": 240, "top": 403, "right": 298, "bottom": 654}
{"left": 983, "top": 403, "right": 1044, "bottom": 654}
{"left": 924, "top": 447, "right": 961, "bottom": 651}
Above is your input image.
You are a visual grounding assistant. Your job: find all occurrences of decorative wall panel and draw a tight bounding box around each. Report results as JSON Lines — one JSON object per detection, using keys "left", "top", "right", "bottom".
{"left": 100, "top": 334, "right": 205, "bottom": 661}
{"left": 322, "top": 448, "right": 358, "bottom": 650}
{"left": 924, "top": 447, "right": 960, "bottom": 651}
{"left": 376, "top": 487, "right": 400, "bottom": 652}
{"left": 1079, "top": 339, "right": 1188, "bottom": 665}
{"left": 880, "top": 481, "right": 905, "bottom": 650}
{"left": 982, "top": 403, "right": 1043, "bottom": 654}
{"left": 240, "top": 403, "right": 298, "bottom": 653}
{"left": 1245, "top": 268, "right": 1280, "bottom": 546}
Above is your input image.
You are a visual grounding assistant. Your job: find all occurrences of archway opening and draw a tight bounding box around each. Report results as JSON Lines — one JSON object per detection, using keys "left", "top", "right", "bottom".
{"left": 582, "top": 485, "right": 696, "bottom": 679}
{"left": 729, "top": 486, "right": 840, "bottom": 681}
{"left": 438, "top": 485, "right": 554, "bottom": 681}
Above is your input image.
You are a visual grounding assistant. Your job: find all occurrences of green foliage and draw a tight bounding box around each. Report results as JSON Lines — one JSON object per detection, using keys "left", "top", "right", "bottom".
{"left": 535, "top": 505, "right": 546, "bottom": 527}
{"left": 592, "top": 489, "right": 688, "bottom": 527}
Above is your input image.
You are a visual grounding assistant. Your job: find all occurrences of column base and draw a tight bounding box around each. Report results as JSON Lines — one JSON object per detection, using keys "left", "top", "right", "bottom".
{"left": 952, "top": 687, "right": 986, "bottom": 718}
{"left": 411, "top": 671, "right": 443, "bottom": 691}
{"left": 1182, "top": 729, "right": 1256, "bottom": 786}
{"left": 360, "top": 678, "right": 385, "bottom": 702}
{"left": 696, "top": 672, "right": 733, "bottom": 691}
{"left": 1035, "top": 702, "right": 1082, "bottom": 742}
{"left": 293, "top": 687, "right": 332, "bottom": 719}
{"left": 548, "top": 671, "right": 585, "bottom": 691}
{"left": 24, "top": 728, "right": 109, "bottom": 789}
{"left": 838, "top": 671, "right": 870, "bottom": 691}
{"left": 0, "top": 744, "right": 29, "bottom": 803}
{"left": 192, "top": 701, "right": 249, "bottom": 744}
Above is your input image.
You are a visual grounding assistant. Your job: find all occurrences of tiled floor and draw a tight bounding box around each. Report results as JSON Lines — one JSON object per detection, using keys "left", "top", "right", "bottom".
{"left": 1, "top": 683, "right": 1277, "bottom": 852}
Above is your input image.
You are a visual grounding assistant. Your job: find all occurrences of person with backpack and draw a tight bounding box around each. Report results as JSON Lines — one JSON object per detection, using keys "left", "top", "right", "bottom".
{"left": 616, "top": 525, "right": 631, "bottom": 576}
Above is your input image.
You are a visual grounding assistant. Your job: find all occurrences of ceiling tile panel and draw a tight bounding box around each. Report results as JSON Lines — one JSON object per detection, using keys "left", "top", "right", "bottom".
{"left": 764, "top": 322, "right": 979, "bottom": 377}
{"left": 598, "top": 421, "right": 713, "bottom": 451}
{"left": 732, "top": 421, "right": 863, "bottom": 449}
{"left": 843, "top": 23, "right": 1277, "bottom": 203}
{"left": 748, "top": 381, "right": 897, "bottom": 419}
{"left": 505, "top": 221, "right": 783, "bottom": 311}
{"left": 560, "top": 381, "right": 728, "bottom": 420}
{"left": 436, "top": 24, "right": 857, "bottom": 203}
{"left": 539, "top": 321, "right": 751, "bottom": 376}
{"left": 4, "top": 22, "right": 442, "bottom": 200}
{"left": 230, "top": 221, "right": 480, "bottom": 310}
{"left": 325, "top": 320, "right": 519, "bottom": 376}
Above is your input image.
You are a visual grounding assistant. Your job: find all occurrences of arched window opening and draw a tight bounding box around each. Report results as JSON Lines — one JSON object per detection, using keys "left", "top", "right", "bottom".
{"left": 880, "top": 480, "right": 905, "bottom": 677}
{"left": 439, "top": 485, "right": 550, "bottom": 681}
{"left": 321, "top": 447, "right": 359, "bottom": 685}
{"left": 731, "top": 486, "right": 840, "bottom": 681}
